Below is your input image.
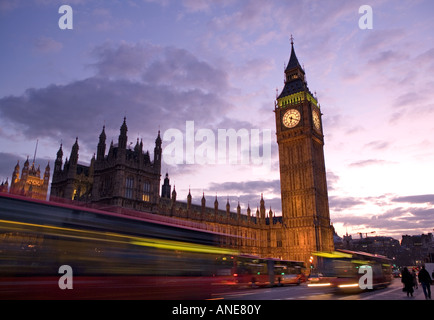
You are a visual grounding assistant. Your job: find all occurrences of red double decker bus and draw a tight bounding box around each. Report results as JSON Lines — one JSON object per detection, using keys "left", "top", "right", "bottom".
{"left": 231, "top": 255, "right": 306, "bottom": 288}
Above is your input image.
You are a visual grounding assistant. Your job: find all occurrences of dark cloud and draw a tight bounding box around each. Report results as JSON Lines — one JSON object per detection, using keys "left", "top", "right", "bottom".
{"left": 368, "top": 50, "right": 408, "bottom": 67}
{"left": 326, "top": 171, "right": 339, "bottom": 191}
{"left": 90, "top": 42, "right": 229, "bottom": 94}
{"left": 358, "top": 29, "right": 405, "bottom": 57}
{"left": 0, "top": 42, "right": 236, "bottom": 158}
{"left": 349, "top": 159, "right": 391, "bottom": 167}
{"left": 394, "top": 92, "right": 426, "bottom": 108}
{"left": 33, "top": 37, "right": 63, "bottom": 53}
{"left": 329, "top": 195, "right": 365, "bottom": 212}
{"left": 364, "top": 140, "right": 390, "bottom": 150}
{"left": 370, "top": 206, "right": 434, "bottom": 234}
{"left": 208, "top": 179, "right": 280, "bottom": 196}
{"left": 392, "top": 194, "right": 434, "bottom": 205}
{"left": 330, "top": 193, "right": 434, "bottom": 238}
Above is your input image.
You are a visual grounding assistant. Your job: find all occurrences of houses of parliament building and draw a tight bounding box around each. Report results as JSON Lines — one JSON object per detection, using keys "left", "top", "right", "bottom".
{"left": 6, "top": 41, "right": 335, "bottom": 267}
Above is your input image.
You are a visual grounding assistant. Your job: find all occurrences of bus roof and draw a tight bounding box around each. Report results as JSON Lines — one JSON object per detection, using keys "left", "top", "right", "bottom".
{"left": 0, "top": 192, "right": 235, "bottom": 239}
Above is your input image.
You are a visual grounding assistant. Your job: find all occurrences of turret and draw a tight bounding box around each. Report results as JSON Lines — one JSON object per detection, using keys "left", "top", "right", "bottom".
{"left": 54, "top": 144, "right": 63, "bottom": 174}
{"left": 21, "top": 157, "right": 30, "bottom": 181}
{"left": 68, "top": 138, "right": 79, "bottom": 179}
{"left": 187, "top": 188, "right": 192, "bottom": 210}
{"left": 214, "top": 195, "right": 219, "bottom": 213}
{"left": 118, "top": 117, "right": 128, "bottom": 150}
{"left": 97, "top": 126, "right": 106, "bottom": 161}
{"left": 12, "top": 161, "right": 19, "bottom": 184}
{"left": 260, "top": 193, "right": 266, "bottom": 221}
{"left": 89, "top": 154, "right": 95, "bottom": 177}
{"left": 70, "top": 138, "right": 79, "bottom": 166}
{"left": 171, "top": 185, "right": 177, "bottom": 204}
{"left": 43, "top": 162, "right": 50, "bottom": 187}
{"left": 154, "top": 130, "right": 162, "bottom": 173}
{"left": 161, "top": 172, "right": 171, "bottom": 199}
{"left": 201, "top": 192, "right": 206, "bottom": 215}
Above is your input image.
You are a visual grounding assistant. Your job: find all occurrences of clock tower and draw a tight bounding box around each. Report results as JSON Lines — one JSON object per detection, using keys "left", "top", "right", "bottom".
{"left": 275, "top": 38, "right": 334, "bottom": 265}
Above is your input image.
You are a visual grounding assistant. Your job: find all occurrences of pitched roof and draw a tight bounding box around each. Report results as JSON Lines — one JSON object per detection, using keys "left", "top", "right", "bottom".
{"left": 277, "top": 78, "right": 307, "bottom": 99}
{"left": 285, "top": 43, "right": 303, "bottom": 72}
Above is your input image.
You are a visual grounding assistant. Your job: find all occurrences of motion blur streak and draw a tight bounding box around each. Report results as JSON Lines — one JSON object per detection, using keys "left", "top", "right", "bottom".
{"left": 0, "top": 193, "right": 240, "bottom": 299}
{"left": 0, "top": 219, "right": 237, "bottom": 255}
{"left": 307, "top": 283, "right": 331, "bottom": 287}
{"left": 0, "top": 193, "right": 311, "bottom": 299}
{"left": 310, "top": 249, "right": 393, "bottom": 292}
{"left": 338, "top": 283, "right": 359, "bottom": 288}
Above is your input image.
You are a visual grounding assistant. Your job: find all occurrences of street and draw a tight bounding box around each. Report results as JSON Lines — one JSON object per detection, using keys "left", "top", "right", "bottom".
{"left": 219, "top": 278, "right": 430, "bottom": 300}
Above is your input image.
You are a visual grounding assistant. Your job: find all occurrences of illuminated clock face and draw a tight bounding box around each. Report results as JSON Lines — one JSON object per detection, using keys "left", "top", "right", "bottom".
{"left": 312, "top": 110, "right": 321, "bottom": 130}
{"left": 282, "top": 109, "right": 301, "bottom": 128}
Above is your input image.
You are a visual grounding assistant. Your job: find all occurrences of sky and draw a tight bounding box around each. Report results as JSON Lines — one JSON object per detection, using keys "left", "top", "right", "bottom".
{"left": 1, "top": 0, "right": 434, "bottom": 240}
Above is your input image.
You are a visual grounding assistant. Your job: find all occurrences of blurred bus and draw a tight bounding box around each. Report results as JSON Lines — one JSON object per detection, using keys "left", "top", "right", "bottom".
{"left": 272, "top": 259, "right": 306, "bottom": 285}
{"left": 311, "top": 249, "right": 393, "bottom": 291}
{"left": 231, "top": 255, "right": 306, "bottom": 287}
{"left": 0, "top": 192, "right": 238, "bottom": 299}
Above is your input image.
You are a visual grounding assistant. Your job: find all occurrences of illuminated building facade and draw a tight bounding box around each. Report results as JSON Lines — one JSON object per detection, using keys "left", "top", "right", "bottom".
{"left": 49, "top": 41, "right": 335, "bottom": 266}
{"left": 274, "top": 38, "right": 335, "bottom": 262}
{"left": 8, "top": 157, "right": 50, "bottom": 200}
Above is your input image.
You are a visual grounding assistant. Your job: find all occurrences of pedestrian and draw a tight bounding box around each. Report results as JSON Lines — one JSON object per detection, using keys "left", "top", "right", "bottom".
{"left": 418, "top": 265, "right": 432, "bottom": 300}
{"left": 401, "top": 267, "right": 414, "bottom": 297}
{"left": 411, "top": 269, "right": 418, "bottom": 289}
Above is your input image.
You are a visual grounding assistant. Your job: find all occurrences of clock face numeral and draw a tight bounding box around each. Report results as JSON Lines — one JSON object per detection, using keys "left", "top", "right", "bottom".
{"left": 282, "top": 109, "right": 301, "bottom": 128}
{"left": 312, "top": 110, "right": 321, "bottom": 130}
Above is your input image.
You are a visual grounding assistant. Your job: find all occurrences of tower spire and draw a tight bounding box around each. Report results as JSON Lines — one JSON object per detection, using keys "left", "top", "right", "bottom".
{"left": 277, "top": 36, "right": 315, "bottom": 102}
{"left": 119, "top": 117, "right": 128, "bottom": 150}
{"left": 97, "top": 125, "right": 106, "bottom": 161}
{"left": 285, "top": 36, "right": 303, "bottom": 73}
{"left": 32, "top": 139, "right": 39, "bottom": 166}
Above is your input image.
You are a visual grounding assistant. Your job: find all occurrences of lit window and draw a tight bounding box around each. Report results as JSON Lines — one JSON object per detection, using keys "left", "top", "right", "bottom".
{"left": 142, "top": 181, "right": 151, "bottom": 202}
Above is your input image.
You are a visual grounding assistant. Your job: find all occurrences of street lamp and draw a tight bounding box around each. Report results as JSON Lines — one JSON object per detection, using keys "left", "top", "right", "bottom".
{"left": 309, "top": 256, "right": 314, "bottom": 270}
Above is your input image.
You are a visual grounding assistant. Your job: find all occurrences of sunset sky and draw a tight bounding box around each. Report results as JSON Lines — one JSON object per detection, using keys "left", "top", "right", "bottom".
{"left": 1, "top": 0, "right": 434, "bottom": 239}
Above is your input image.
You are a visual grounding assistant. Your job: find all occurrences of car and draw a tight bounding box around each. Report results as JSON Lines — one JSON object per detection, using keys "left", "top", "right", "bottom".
{"left": 277, "top": 273, "right": 306, "bottom": 286}
{"left": 307, "top": 273, "right": 333, "bottom": 288}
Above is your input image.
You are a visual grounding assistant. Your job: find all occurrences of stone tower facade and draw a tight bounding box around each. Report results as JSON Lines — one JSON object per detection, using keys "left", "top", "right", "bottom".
{"left": 274, "top": 39, "right": 334, "bottom": 264}
{"left": 91, "top": 118, "right": 162, "bottom": 211}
